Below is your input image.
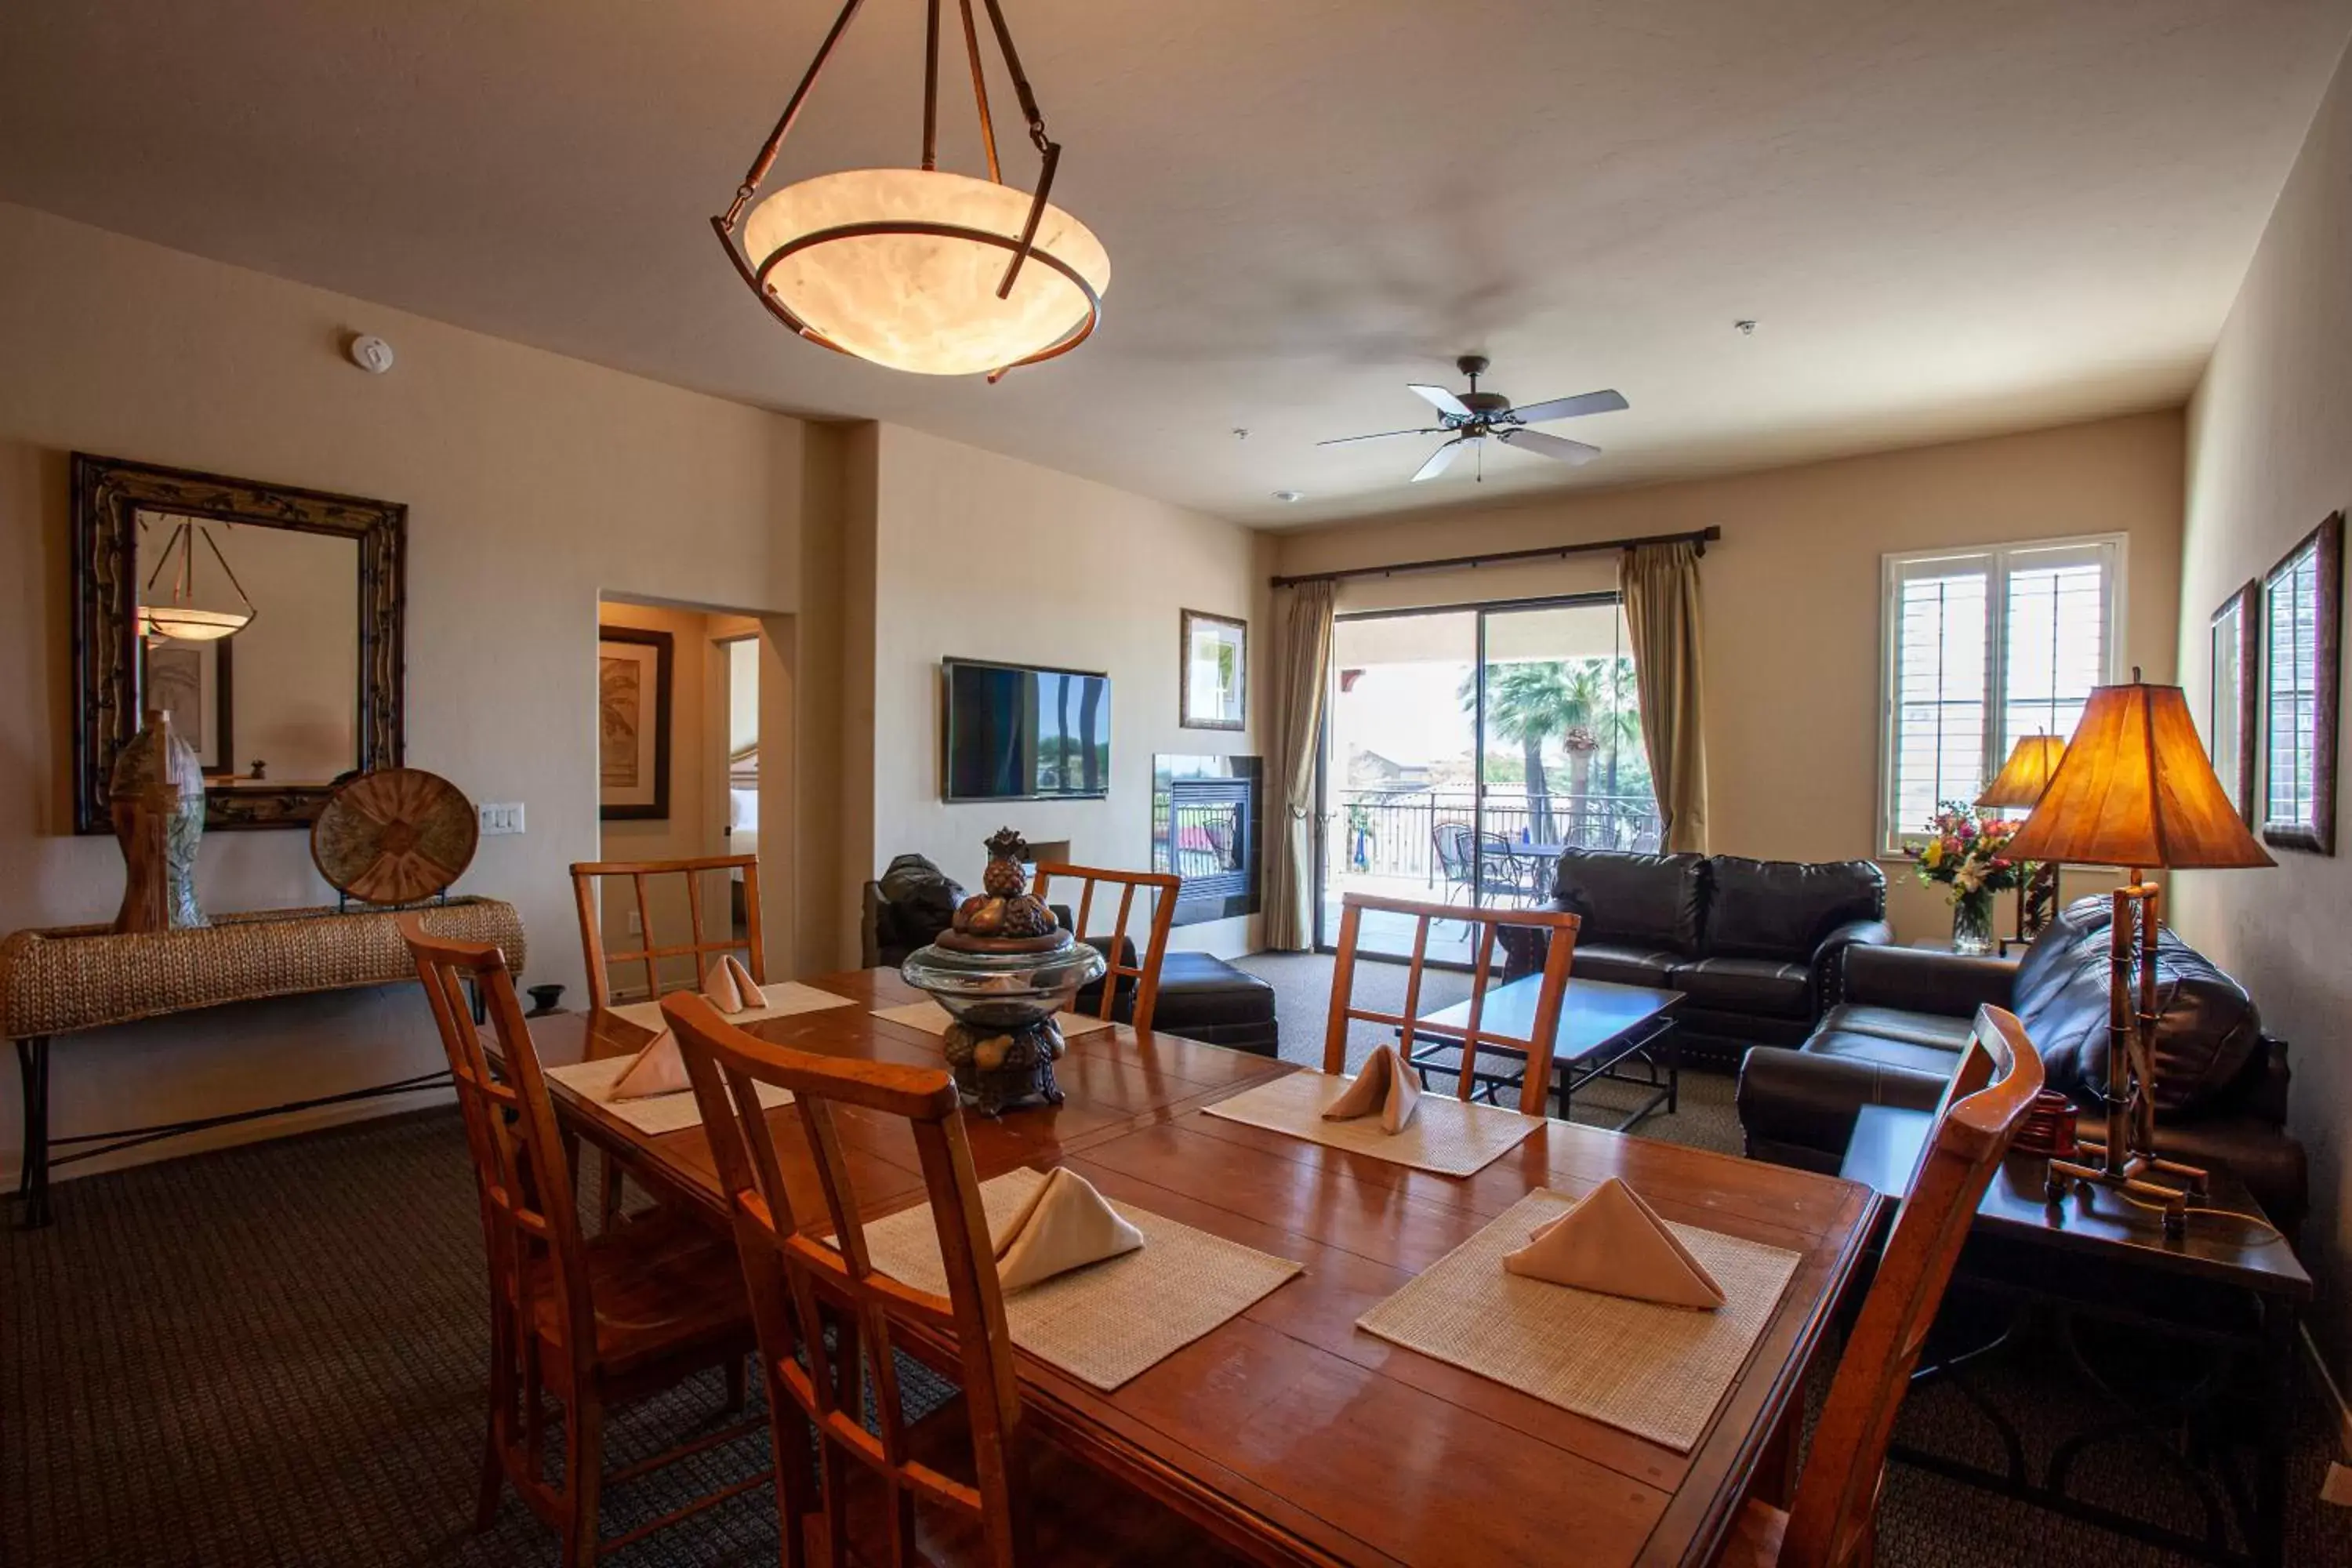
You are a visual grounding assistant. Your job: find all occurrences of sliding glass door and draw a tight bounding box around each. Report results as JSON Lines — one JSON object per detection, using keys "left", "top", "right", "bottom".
{"left": 1319, "top": 596, "right": 1659, "bottom": 961}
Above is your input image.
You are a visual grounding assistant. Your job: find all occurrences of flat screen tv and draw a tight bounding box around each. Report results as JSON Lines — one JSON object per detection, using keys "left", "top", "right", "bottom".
{"left": 942, "top": 659, "right": 1111, "bottom": 801}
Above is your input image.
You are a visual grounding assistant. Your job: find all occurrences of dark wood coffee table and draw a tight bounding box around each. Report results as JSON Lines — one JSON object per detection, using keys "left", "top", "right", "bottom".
{"left": 1406, "top": 972, "right": 1682, "bottom": 1128}
{"left": 1843, "top": 1104, "right": 2311, "bottom": 1567}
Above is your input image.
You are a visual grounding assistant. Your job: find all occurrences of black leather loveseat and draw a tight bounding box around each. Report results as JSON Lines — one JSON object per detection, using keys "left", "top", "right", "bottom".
{"left": 1508, "top": 848, "right": 1895, "bottom": 1070}
{"left": 1737, "top": 896, "right": 2307, "bottom": 1231}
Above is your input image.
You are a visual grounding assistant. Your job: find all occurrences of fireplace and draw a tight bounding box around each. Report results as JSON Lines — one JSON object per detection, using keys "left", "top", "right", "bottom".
{"left": 1152, "top": 755, "right": 1263, "bottom": 927}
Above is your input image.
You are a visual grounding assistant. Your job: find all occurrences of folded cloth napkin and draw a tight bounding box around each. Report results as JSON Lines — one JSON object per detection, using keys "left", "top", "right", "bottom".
{"left": 612, "top": 960, "right": 762, "bottom": 1100}
{"left": 1502, "top": 1177, "right": 1725, "bottom": 1310}
{"left": 990, "top": 1167, "right": 1145, "bottom": 1293}
{"left": 704, "top": 954, "right": 766, "bottom": 1014}
{"left": 1319, "top": 1044, "right": 1423, "bottom": 1134}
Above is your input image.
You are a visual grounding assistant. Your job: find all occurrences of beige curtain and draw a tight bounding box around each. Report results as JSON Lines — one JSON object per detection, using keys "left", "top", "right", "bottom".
{"left": 1620, "top": 542, "right": 1710, "bottom": 854}
{"left": 1264, "top": 580, "right": 1335, "bottom": 950}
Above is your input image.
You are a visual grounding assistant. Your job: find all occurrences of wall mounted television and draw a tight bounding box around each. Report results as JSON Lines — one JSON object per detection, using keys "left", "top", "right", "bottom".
{"left": 942, "top": 659, "right": 1112, "bottom": 802}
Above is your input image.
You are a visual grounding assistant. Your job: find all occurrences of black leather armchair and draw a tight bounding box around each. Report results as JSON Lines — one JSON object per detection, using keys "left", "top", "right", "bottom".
{"left": 1738, "top": 898, "right": 2307, "bottom": 1231}
{"left": 1510, "top": 848, "right": 1896, "bottom": 1069}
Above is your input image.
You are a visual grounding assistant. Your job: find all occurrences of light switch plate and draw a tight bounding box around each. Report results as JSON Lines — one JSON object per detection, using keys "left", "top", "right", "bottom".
{"left": 478, "top": 802, "right": 525, "bottom": 836}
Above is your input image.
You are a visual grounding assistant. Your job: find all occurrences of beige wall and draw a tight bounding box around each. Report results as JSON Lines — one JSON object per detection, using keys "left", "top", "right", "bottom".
{"left": 2175, "top": 40, "right": 2352, "bottom": 1384}
{"left": 845, "top": 423, "right": 1275, "bottom": 959}
{"left": 0, "top": 201, "right": 819, "bottom": 1180}
{"left": 1275, "top": 410, "right": 2187, "bottom": 941}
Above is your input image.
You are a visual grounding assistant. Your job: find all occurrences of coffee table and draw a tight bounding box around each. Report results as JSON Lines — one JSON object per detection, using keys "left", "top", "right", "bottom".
{"left": 1405, "top": 972, "right": 1682, "bottom": 1128}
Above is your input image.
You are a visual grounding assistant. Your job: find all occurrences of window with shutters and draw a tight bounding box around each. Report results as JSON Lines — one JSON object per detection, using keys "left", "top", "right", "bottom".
{"left": 1878, "top": 536, "right": 2125, "bottom": 854}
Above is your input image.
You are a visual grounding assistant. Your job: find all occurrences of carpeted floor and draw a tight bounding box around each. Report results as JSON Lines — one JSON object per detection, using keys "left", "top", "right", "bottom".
{"left": 4, "top": 956, "right": 2347, "bottom": 1566}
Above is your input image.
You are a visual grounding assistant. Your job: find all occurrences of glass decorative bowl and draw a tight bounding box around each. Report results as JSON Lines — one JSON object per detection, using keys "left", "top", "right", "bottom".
{"left": 899, "top": 932, "right": 1107, "bottom": 1115}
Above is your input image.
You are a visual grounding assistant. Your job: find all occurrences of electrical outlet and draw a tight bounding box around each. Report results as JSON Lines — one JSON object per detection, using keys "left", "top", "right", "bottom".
{"left": 477, "top": 801, "right": 525, "bottom": 836}
{"left": 626, "top": 911, "right": 643, "bottom": 935}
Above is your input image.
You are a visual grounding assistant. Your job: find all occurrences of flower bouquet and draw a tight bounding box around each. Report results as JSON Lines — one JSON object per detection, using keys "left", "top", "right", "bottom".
{"left": 1911, "top": 802, "right": 2025, "bottom": 955}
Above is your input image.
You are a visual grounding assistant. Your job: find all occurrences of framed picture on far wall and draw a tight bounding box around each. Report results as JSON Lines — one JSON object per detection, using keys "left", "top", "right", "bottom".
{"left": 599, "top": 626, "right": 673, "bottom": 820}
{"left": 140, "top": 636, "right": 234, "bottom": 775}
{"left": 2209, "top": 579, "right": 2259, "bottom": 823}
{"left": 2259, "top": 511, "right": 2342, "bottom": 855}
{"left": 1180, "top": 608, "right": 1247, "bottom": 731}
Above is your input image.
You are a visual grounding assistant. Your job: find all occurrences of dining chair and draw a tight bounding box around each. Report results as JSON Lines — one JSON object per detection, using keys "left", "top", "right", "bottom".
{"left": 662, "top": 991, "right": 1247, "bottom": 1567}
{"left": 401, "top": 916, "right": 764, "bottom": 1568}
{"left": 569, "top": 854, "right": 765, "bottom": 1010}
{"left": 1720, "top": 1004, "right": 2046, "bottom": 1568}
{"left": 1322, "top": 891, "right": 1584, "bottom": 1118}
{"left": 1032, "top": 861, "right": 1178, "bottom": 1033}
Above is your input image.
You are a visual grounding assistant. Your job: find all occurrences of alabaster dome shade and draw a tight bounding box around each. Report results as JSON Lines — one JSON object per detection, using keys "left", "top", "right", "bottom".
{"left": 2004, "top": 681, "right": 2274, "bottom": 870}
{"left": 1976, "top": 735, "right": 2068, "bottom": 809}
{"left": 136, "top": 605, "right": 249, "bottom": 642}
{"left": 743, "top": 168, "right": 1110, "bottom": 377}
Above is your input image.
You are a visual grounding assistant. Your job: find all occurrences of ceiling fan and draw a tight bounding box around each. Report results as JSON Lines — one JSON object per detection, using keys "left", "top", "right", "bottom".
{"left": 1319, "top": 355, "right": 1628, "bottom": 482}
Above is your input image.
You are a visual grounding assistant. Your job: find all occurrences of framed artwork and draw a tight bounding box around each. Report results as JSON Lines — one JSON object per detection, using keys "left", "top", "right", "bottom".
{"left": 599, "top": 626, "right": 673, "bottom": 820}
{"left": 140, "top": 636, "right": 234, "bottom": 776}
{"left": 2209, "top": 579, "right": 2259, "bottom": 823}
{"left": 1180, "top": 609, "right": 1247, "bottom": 731}
{"left": 2259, "top": 512, "right": 2341, "bottom": 855}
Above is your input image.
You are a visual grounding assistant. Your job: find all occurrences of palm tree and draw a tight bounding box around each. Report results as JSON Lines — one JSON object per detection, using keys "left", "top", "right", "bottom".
{"left": 1460, "top": 659, "right": 1639, "bottom": 847}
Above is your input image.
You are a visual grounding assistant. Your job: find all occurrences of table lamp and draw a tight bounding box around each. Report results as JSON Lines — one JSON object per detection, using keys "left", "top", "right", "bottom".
{"left": 2002, "top": 673, "right": 2272, "bottom": 1232}
{"left": 1976, "top": 734, "right": 2067, "bottom": 947}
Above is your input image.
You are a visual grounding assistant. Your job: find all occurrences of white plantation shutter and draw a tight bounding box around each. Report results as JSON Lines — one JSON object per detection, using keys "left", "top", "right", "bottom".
{"left": 1882, "top": 537, "right": 2123, "bottom": 852}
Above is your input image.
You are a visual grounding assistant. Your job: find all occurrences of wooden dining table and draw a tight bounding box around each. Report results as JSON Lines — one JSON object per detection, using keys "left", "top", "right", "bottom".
{"left": 525, "top": 967, "right": 1878, "bottom": 1568}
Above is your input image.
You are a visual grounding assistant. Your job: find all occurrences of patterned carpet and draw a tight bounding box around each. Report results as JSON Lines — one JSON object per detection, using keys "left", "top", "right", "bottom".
{"left": 3, "top": 960, "right": 2347, "bottom": 1566}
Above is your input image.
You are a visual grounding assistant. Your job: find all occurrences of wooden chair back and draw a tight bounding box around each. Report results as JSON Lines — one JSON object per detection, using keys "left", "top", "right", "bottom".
{"left": 569, "top": 855, "right": 764, "bottom": 1010}
{"left": 1032, "top": 862, "right": 1178, "bottom": 1033}
{"left": 663, "top": 992, "right": 1029, "bottom": 1568}
{"left": 401, "top": 916, "right": 596, "bottom": 1387}
{"left": 1322, "top": 891, "right": 1583, "bottom": 1118}
{"left": 1779, "top": 1005, "right": 2045, "bottom": 1566}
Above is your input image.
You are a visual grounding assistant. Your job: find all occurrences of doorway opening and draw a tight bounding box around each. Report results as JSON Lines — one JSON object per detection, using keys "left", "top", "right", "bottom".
{"left": 1316, "top": 593, "right": 1659, "bottom": 963}
{"left": 595, "top": 597, "right": 786, "bottom": 1001}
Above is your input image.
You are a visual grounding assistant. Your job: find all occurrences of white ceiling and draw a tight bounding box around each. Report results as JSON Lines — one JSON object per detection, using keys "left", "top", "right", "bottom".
{"left": 2, "top": 1, "right": 2347, "bottom": 528}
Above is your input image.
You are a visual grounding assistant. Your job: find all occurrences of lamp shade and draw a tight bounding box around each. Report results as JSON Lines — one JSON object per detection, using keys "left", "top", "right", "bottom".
{"left": 742, "top": 169, "right": 1109, "bottom": 377}
{"left": 136, "top": 604, "right": 250, "bottom": 642}
{"left": 2003, "top": 679, "right": 2274, "bottom": 870}
{"left": 1976, "top": 735, "right": 2067, "bottom": 810}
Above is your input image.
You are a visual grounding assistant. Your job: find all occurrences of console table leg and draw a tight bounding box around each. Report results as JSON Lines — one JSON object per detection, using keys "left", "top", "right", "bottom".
{"left": 14, "top": 1036, "right": 52, "bottom": 1229}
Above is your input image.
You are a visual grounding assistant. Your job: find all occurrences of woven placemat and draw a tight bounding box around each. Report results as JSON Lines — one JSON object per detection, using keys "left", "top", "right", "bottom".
{"left": 607, "top": 981, "right": 856, "bottom": 1036}
{"left": 869, "top": 999, "right": 1113, "bottom": 1039}
{"left": 1201, "top": 1069, "right": 1544, "bottom": 1177}
{"left": 1356, "top": 1187, "right": 1802, "bottom": 1452}
{"left": 543, "top": 1055, "right": 793, "bottom": 1137}
{"left": 859, "top": 1167, "right": 1302, "bottom": 1391}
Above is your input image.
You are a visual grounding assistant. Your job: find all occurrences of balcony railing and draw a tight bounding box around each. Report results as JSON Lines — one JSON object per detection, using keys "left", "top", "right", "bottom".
{"left": 1327, "top": 787, "right": 1664, "bottom": 894}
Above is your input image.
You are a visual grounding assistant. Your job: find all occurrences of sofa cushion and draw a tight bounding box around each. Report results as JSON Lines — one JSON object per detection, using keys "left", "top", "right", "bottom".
{"left": 1706, "top": 855, "right": 1885, "bottom": 960}
{"left": 1664, "top": 956, "right": 1813, "bottom": 1019}
{"left": 2010, "top": 896, "right": 2263, "bottom": 1116}
{"left": 1560, "top": 942, "right": 1682, "bottom": 989}
{"left": 1549, "top": 848, "right": 1709, "bottom": 954}
{"left": 1797, "top": 1025, "right": 1966, "bottom": 1086}
{"left": 1815, "top": 1003, "right": 1976, "bottom": 1053}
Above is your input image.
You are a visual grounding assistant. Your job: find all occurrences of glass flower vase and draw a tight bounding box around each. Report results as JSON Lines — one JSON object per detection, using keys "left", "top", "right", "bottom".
{"left": 1950, "top": 891, "right": 1998, "bottom": 956}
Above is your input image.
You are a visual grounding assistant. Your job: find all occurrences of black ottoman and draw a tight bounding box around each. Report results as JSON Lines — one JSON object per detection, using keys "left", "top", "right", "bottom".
{"left": 1073, "top": 945, "right": 1279, "bottom": 1058}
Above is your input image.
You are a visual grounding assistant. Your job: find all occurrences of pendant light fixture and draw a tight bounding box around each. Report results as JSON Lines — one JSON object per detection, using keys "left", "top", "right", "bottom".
{"left": 713, "top": 0, "right": 1107, "bottom": 379}
{"left": 137, "top": 517, "right": 256, "bottom": 643}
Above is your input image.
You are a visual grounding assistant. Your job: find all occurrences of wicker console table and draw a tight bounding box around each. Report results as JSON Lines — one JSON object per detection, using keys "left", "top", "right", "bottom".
{"left": 2, "top": 897, "right": 525, "bottom": 1229}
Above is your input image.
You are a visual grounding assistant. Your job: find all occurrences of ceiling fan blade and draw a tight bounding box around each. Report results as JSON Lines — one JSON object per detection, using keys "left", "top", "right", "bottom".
{"left": 1316, "top": 426, "right": 1446, "bottom": 447}
{"left": 1497, "top": 427, "right": 1601, "bottom": 466}
{"left": 1411, "top": 438, "right": 1474, "bottom": 483}
{"left": 1406, "top": 383, "right": 1473, "bottom": 420}
{"left": 1505, "top": 389, "right": 1629, "bottom": 424}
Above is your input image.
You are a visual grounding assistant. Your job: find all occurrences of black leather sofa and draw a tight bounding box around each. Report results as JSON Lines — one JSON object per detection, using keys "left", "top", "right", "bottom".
{"left": 1737, "top": 896, "right": 2307, "bottom": 1231}
{"left": 862, "top": 855, "right": 1279, "bottom": 1057}
{"left": 1509, "top": 848, "right": 1896, "bottom": 1070}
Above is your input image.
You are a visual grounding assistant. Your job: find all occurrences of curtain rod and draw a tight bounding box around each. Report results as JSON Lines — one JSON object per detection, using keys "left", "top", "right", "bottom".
{"left": 1268, "top": 525, "right": 1721, "bottom": 589}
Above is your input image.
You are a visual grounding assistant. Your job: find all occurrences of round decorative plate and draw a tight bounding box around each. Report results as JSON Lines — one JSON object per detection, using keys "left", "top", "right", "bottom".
{"left": 310, "top": 768, "right": 479, "bottom": 906}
